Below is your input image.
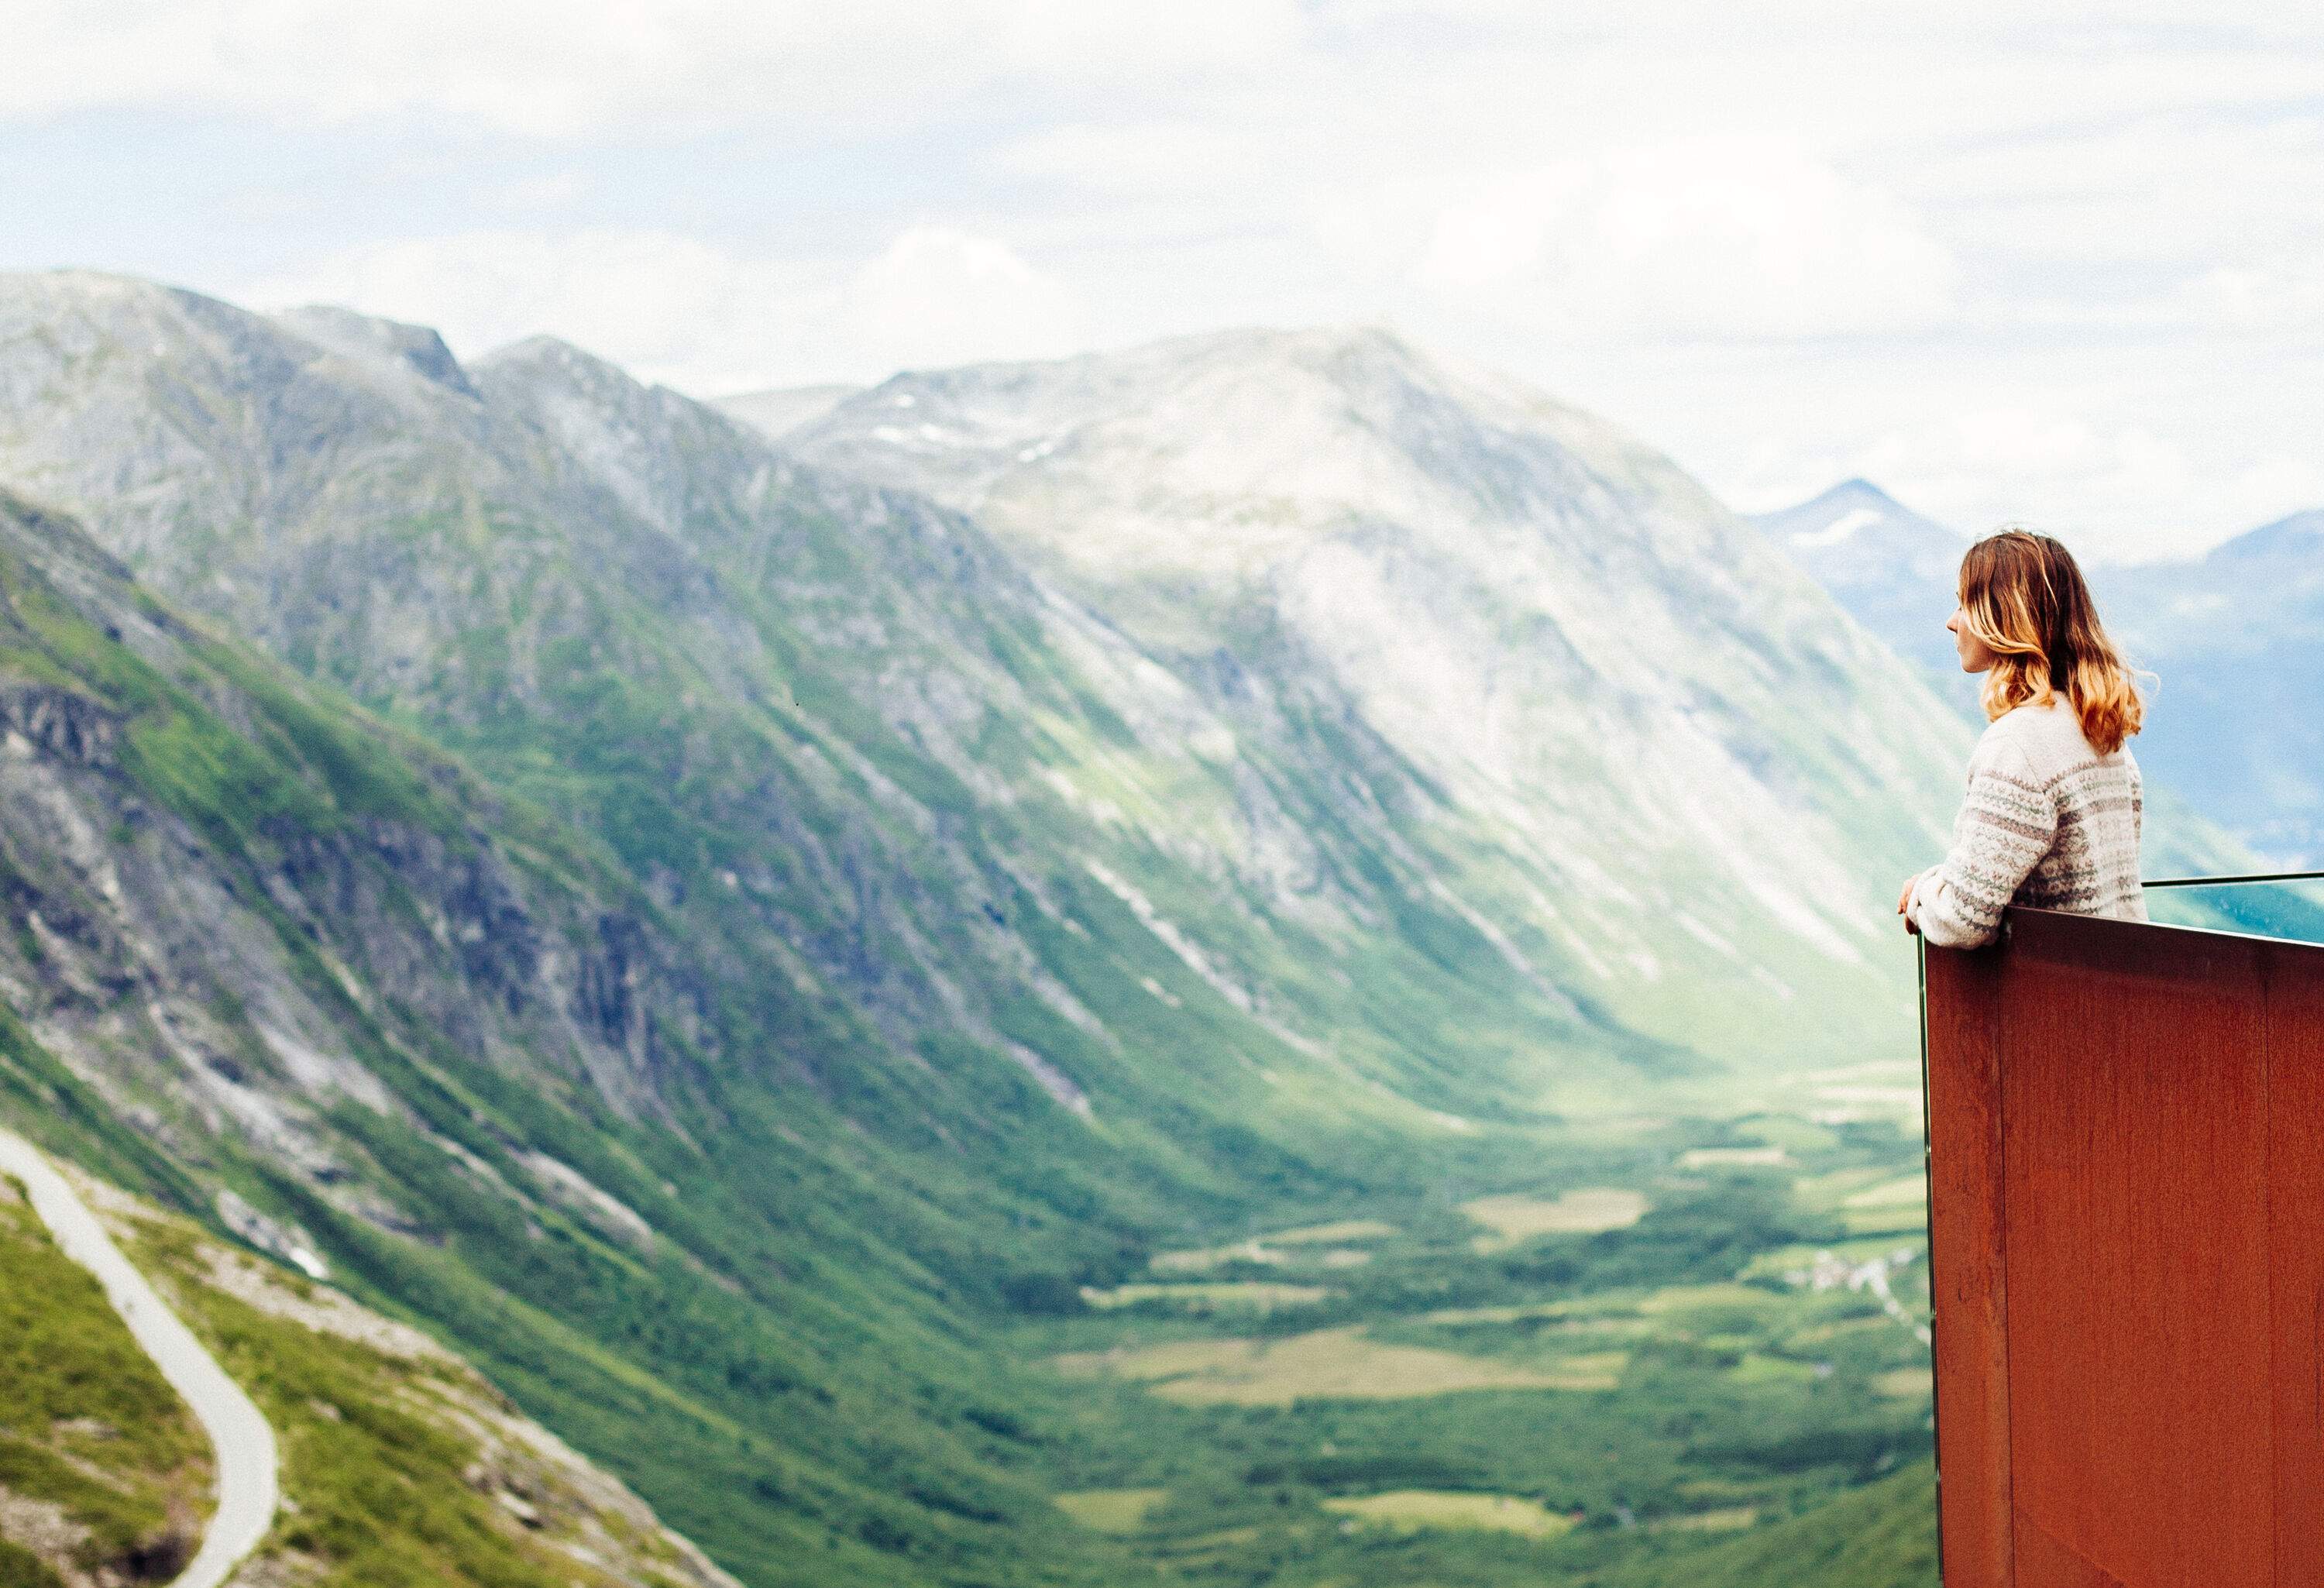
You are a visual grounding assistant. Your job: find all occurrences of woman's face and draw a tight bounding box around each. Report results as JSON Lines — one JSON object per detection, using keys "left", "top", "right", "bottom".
{"left": 1947, "top": 604, "right": 1998, "bottom": 672}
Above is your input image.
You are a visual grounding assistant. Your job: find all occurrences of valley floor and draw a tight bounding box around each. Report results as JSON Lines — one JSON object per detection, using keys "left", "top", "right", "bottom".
{"left": 998, "top": 1101, "right": 1941, "bottom": 1586}
{"left": 2, "top": 1002, "right": 1944, "bottom": 1588}
{"left": 0, "top": 1077, "right": 1944, "bottom": 1588}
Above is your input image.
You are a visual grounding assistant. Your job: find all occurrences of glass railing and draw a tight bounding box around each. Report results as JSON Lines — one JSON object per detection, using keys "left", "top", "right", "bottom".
{"left": 2141, "top": 869, "right": 2324, "bottom": 948}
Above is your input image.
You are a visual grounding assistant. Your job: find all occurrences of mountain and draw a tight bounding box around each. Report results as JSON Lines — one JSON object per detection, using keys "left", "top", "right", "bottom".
{"left": 0, "top": 272, "right": 1681, "bottom": 1127}
{"left": 786, "top": 328, "right": 1970, "bottom": 1072}
{"left": 1761, "top": 479, "right": 2323, "bottom": 868}
{"left": 0, "top": 273, "right": 1982, "bottom": 1583}
{"left": 1746, "top": 479, "right": 1971, "bottom": 709}
{"left": 2101, "top": 510, "right": 2324, "bottom": 865}
{"left": 715, "top": 383, "right": 865, "bottom": 441}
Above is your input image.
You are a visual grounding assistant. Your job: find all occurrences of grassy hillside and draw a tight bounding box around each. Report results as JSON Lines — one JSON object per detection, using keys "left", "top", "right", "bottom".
{"left": 6, "top": 1111, "right": 1944, "bottom": 1588}
{"left": 3, "top": 1156, "right": 744, "bottom": 1588}
{"left": 0, "top": 1176, "right": 210, "bottom": 1588}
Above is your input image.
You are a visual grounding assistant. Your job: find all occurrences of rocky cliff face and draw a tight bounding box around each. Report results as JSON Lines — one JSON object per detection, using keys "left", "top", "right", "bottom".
{"left": 787, "top": 328, "right": 1970, "bottom": 1066}
{"left": 0, "top": 483, "right": 717, "bottom": 1236}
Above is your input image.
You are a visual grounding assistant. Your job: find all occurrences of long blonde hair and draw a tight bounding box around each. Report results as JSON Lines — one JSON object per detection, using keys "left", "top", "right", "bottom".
{"left": 1956, "top": 530, "right": 2144, "bottom": 754}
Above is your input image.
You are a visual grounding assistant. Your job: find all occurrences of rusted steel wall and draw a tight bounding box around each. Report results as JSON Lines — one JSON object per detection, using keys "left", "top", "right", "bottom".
{"left": 1923, "top": 907, "right": 2324, "bottom": 1587}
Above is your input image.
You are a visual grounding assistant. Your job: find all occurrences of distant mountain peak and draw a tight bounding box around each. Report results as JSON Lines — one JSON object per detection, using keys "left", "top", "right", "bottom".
{"left": 790, "top": 319, "right": 1667, "bottom": 549}
{"left": 713, "top": 383, "right": 865, "bottom": 441}
{"left": 1758, "top": 478, "right": 1921, "bottom": 545}
{"left": 855, "top": 321, "right": 1449, "bottom": 411}
{"left": 0, "top": 266, "right": 182, "bottom": 308}
{"left": 474, "top": 332, "right": 638, "bottom": 385}
{"left": 273, "top": 303, "right": 477, "bottom": 398}
{"left": 473, "top": 334, "right": 720, "bottom": 420}
{"left": 1789, "top": 504, "right": 1886, "bottom": 550}
{"left": 1191, "top": 320, "right": 1422, "bottom": 366}
{"left": 1752, "top": 479, "right": 1963, "bottom": 560}
{"left": 1747, "top": 479, "right": 1969, "bottom": 696}
{"left": 1081, "top": 320, "right": 1414, "bottom": 363}
{"left": 473, "top": 332, "right": 748, "bottom": 444}
{"left": 2213, "top": 506, "right": 2324, "bottom": 565}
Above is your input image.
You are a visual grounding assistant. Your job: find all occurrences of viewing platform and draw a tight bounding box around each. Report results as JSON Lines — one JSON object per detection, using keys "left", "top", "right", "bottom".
{"left": 1920, "top": 872, "right": 2324, "bottom": 1587}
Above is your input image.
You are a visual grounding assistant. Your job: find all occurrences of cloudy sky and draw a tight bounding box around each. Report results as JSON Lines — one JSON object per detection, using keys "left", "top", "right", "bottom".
{"left": 9, "top": 2, "right": 2324, "bottom": 559}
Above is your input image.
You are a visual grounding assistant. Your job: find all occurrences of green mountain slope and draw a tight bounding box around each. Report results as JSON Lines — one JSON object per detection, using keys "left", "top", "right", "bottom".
{"left": 0, "top": 486, "right": 1151, "bottom": 1583}
{"left": 1570, "top": 1457, "right": 1937, "bottom": 1588}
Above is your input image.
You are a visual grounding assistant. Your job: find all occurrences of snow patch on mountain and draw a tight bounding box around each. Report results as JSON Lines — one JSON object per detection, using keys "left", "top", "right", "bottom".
{"left": 1790, "top": 506, "right": 1885, "bottom": 548}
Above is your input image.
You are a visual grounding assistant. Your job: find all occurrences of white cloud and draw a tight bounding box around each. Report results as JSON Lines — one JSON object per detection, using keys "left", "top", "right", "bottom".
{"left": 847, "top": 227, "right": 1092, "bottom": 376}
{"left": 249, "top": 231, "right": 798, "bottom": 381}
{"left": 1864, "top": 411, "right": 2196, "bottom": 534}
{"left": 245, "top": 225, "right": 1088, "bottom": 392}
{"left": 1405, "top": 138, "right": 1958, "bottom": 340}
{"left": 1714, "top": 393, "right": 2324, "bottom": 563}
{"left": 1862, "top": 414, "right": 2324, "bottom": 562}
{"left": 5, "top": 0, "right": 1304, "bottom": 136}
{"left": 2170, "top": 262, "right": 2324, "bottom": 334}
{"left": 1002, "top": 119, "right": 1267, "bottom": 198}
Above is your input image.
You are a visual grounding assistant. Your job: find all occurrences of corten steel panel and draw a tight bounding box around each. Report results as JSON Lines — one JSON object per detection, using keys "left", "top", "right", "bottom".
{"left": 1923, "top": 907, "right": 2324, "bottom": 1588}
{"left": 1924, "top": 944, "right": 2013, "bottom": 1586}
{"left": 2267, "top": 954, "right": 2324, "bottom": 1580}
{"left": 1999, "top": 915, "right": 2270, "bottom": 1586}
{"left": 2011, "top": 1511, "right": 2124, "bottom": 1587}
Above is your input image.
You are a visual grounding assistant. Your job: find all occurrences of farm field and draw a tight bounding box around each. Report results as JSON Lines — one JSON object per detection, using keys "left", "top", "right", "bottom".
{"left": 1461, "top": 1189, "right": 1649, "bottom": 1253}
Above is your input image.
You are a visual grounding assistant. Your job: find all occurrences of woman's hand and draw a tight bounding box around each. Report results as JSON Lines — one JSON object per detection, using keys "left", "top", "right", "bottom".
{"left": 1897, "top": 874, "right": 1921, "bottom": 936}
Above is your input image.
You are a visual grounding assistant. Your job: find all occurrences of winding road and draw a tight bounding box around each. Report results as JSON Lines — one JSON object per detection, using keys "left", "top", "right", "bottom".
{"left": 0, "top": 1129, "right": 278, "bottom": 1588}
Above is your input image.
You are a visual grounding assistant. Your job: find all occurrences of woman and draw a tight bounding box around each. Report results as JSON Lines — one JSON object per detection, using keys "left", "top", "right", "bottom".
{"left": 1899, "top": 530, "right": 2147, "bottom": 947}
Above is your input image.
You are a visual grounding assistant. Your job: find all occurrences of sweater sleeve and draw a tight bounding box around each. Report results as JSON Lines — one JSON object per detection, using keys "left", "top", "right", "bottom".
{"left": 1907, "top": 733, "right": 2057, "bottom": 949}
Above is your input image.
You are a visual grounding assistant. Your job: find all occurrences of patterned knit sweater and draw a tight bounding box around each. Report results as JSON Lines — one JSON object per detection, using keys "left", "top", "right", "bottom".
{"left": 1906, "top": 696, "right": 2146, "bottom": 949}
